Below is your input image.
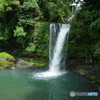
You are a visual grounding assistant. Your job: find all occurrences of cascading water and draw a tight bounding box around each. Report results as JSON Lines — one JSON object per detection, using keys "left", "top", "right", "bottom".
{"left": 33, "top": 24, "right": 70, "bottom": 78}
{"left": 49, "top": 24, "right": 70, "bottom": 73}
{"left": 33, "top": 0, "right": 84, "bottom": 78}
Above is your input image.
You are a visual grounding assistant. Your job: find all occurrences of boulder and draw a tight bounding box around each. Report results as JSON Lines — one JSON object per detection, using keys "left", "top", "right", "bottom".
{"left": 16, "top": 59, "right": 33, "bottom": 69}
{"left": 0, "top": 57, "right": 15, "bottom": 69}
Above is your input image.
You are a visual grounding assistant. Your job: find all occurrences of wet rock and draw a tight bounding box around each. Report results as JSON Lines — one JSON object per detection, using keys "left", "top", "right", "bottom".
{"left": 0, "top": 57, "right": 7, "bottom": 61}
{"left": 11, "top": 67, "right": 16, "bottom": 70}
{"left": 6, "top": 57, "right": 15, "bottom": 62}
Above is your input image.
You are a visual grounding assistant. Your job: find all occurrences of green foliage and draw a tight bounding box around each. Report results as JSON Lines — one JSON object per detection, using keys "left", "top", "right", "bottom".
{"left": 14, "top": 26, "right": 26, "bottom": 37}
{"left": 47, "top": 0, "right": 71, "bottom": 22}
{"left": 68, "top": 43, "right": 86, "bottom": 58}
{"left": 34, "top": 22, "right": 49, "bottom": 57}
{"left": 90, "top": 75, "right": 96, "bottom": 79}
{"left": 93, "top": 49, "right": 100, "bottom": 59}
{"left": 0, "top": 0, "right": 71, "bottom": 58}
{"left": 25, "top": 43, "right": 36, "bottom": 52}
{"left": 68, "top": 0, "right": 100, "bottom": 60}
{"left": 38, "top": 0, "right": 71, "bottom": 22}
{"left": 9, "top": 0, "right": 20, "bottom": 5}
{"left": 95, "top": 42, "right": 100, "bottom": 49}
{"left": 0, "top": 0, "right": 9, "bottom": 5}
{"left": 18, "top": 1, "right": 42, "bottom": 26}
{"left": 28, "top": 60, "right": 48, "bottom": 67}
{"left": 90, "top": 18, "right": 100, "bottom": 32}
{"left": 13, "top": 26, "right": 27, "bottom": 46}
{"left": 0, "top": 4, "right": 4, "bottom": 13}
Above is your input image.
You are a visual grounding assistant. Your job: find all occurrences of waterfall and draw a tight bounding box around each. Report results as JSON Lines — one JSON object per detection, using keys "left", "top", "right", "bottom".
{"left": 48, "top": 0, "right": 84, "bottom": 74}
{"left": 34, "top": 24, "right": 70, "bottom": 78}
{"left": 49, "top": 24, "right": 70, "bottom": 73}
{"left": 33, "top": 0, "right": 84, "bottom": 78}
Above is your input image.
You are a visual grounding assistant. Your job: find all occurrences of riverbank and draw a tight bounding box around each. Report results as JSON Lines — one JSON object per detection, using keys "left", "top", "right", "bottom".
{"left": 0, "top": 52, "right": 48, "bottom": 70}
{"left": 69, "top": 58, "right": 100, "bottom": 92}
{"left": 0, "top": 52, "right": 100, "bottom": 93}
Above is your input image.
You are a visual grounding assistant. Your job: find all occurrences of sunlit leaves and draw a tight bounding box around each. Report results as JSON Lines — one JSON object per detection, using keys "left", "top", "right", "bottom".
{"left": 18, "top": 1, "right": 42, "bottom": 26}
{"left": 38, "top": 0, "right": 71, "bottom": 22}
{"left": 14, "top": 26, "right": 26, "bottom": 37}
{"left": 6, "top": 6, "right": 12, "bottom": 11}
{"left": 0, "top": 4, "right": 4, "bottom": 12}
{"left": 9, "top": 0, "right": 20, "bottom": 5}
{"left": 0, "top": 0, "right": 71, "bottom": 57}
{"left": 0, "top": 0, "right": 20, "bottom": 5}
{"left": 25, "top": 43, "right": 36, "bottom": 52}
{"left": 0, "top": 0, "right": 9, "bottom": 5}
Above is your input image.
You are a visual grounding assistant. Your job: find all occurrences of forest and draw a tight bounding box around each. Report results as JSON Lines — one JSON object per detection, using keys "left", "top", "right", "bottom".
{"left": 0, "top": 0, "right": 100, "bottom": 91}
{"left": 0, "top": 0, "right": 71, "bottom": 57}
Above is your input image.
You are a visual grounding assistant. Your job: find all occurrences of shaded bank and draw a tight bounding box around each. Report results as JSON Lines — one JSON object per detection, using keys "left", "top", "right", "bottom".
{"left": 68, "top": 58, "right": 100, "bottom": 92}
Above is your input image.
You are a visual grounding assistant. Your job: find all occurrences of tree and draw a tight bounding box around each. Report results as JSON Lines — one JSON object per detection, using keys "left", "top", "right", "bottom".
{"left": 0, "top": 0, "right": 71, "bottom": 57}
{"left": 68, "top": 0, "right": 100, "bottom": 60}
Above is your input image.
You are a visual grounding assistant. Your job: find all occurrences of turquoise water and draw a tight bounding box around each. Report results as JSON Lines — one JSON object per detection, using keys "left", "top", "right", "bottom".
{"left": 0, "top": 69, "right": 99, "bottom": 100}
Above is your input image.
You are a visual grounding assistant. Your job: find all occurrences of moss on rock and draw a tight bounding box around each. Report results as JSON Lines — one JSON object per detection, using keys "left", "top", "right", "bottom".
{"left": 0, "top": 52, "right": 15, "bottom": 69}
{"left": 0, "top": 52, "right": 14, "bottom": 58}
{"left": 0, "top": 60, "right": 15, "bottom": 69}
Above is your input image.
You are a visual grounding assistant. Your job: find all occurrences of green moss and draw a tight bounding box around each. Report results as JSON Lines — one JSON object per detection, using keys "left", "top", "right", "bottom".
{"left": 90, "top": 75, "right": 96, "bottom": 79}
{"left": 28, "top": 60, "right": 48, "bottom": 67}
{"left": 0, "top": 52, "right": 14, "bottom": 58}
{"left": 0, "top": 60, "right": 14, "bottom": 69}
{"left": 22, "top": 60, "right": 28, "bottom": 63}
